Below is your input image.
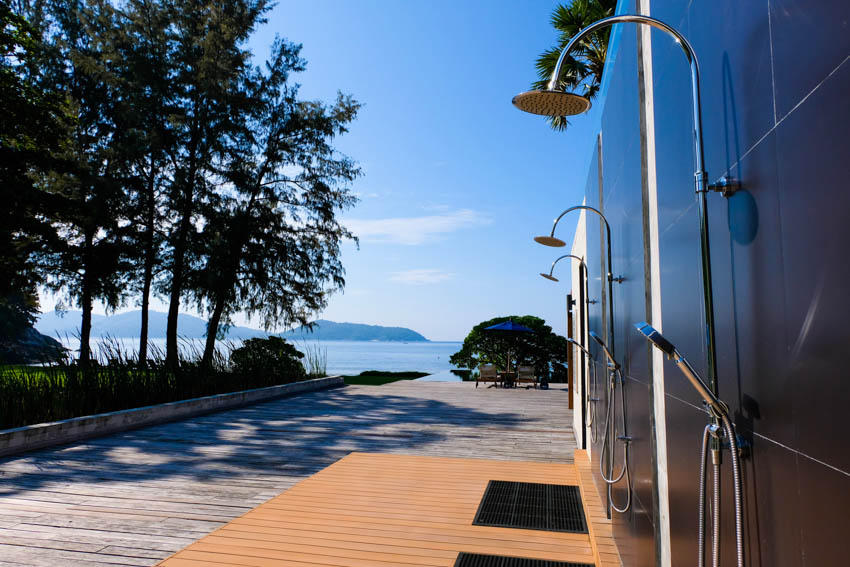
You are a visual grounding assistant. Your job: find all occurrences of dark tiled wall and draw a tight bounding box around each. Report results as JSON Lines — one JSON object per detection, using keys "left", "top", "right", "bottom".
{"left": 580, "top": 1, "right": 850, "bottom": 565}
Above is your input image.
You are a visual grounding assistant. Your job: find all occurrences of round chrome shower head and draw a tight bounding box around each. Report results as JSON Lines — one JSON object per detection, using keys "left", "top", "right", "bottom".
{"left": 534, "top": 235, "right": 566, "bottom": 247}
{"left": 512, "top": 90, "right": 591, "bottom": 117}
{"left": 539, "top": 273, "right": 559, "bottom": 282}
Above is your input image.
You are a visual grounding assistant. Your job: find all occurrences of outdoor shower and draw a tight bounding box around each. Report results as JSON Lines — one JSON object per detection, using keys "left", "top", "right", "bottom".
{"left": 635, "top": 323, "right": 743, "bottom": 567}
{"left": 534, "top": 205, "right": 622, "bottom": 360}
{"left": 541, "top": 253, "right": 594, "bottom": 450}
{"left": 535, "top": 206, "right": 627, "bottom": 515}
{"left": 589, "top": 331, "right": 630, "bottom": 514}
{"left": 515, "top": 12, "right": 745, "bottom": 565}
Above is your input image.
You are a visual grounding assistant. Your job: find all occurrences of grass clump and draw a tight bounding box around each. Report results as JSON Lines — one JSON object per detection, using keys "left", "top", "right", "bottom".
{"left": 343, "top": 370, "right": 428, "bottom": 386}
{"left": 0, "top": 336, "right": 311, "bottom": 430}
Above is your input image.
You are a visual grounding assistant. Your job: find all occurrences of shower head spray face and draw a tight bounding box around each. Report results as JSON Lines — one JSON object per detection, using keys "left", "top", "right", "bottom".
{"left": 534, "top": 235, "right": 567, "bottom": 247}
{"left": 633, "top": 322, "right": 676, "bottom": 357}
{"left": 512, "top": 90, "right": 591, "bottom": 117}
{"left": 632, "top": 322, "right": 728, "bottom": 417}
{"left": 539, "top": 273, "right": 559, "bottom": 282}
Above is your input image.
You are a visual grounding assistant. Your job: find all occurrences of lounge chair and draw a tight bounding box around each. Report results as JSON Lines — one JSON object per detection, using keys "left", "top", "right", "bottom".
{"left": 476, "top": 364, "right": 500, "bottom": 388}
{"left": 516, "top": 365, "right": 537, "bottom": 388}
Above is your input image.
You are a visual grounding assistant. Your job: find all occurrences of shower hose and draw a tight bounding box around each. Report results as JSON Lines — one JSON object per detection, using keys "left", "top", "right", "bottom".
{"left": 697, "top": 415, "right": 744, "bottom": 567}
{"left": 587, "top": 363, "right": 599, "bottom": 444}
{"left": 599, "top": 366, "right": 631, "bottom": 513}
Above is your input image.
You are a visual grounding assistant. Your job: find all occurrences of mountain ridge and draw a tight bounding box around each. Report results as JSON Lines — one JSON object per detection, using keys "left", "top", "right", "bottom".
{"left": 35, "top": 310, "right": 429, "bottom": 342}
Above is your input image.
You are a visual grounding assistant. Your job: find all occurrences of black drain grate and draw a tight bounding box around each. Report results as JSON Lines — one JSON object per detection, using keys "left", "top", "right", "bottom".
{"left": 455, "top": 552, "right": 594, "bottom": 567}
{"left": 473, "top": 480, "right": 588, "bottom": 533}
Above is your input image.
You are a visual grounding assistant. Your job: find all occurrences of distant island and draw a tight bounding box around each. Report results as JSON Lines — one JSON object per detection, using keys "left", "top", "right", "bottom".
{"left": 283, "top": 320, "right": 427, "bottom": 342}
{"left": 35, "top": 310, "right": 428, "bottom": 342}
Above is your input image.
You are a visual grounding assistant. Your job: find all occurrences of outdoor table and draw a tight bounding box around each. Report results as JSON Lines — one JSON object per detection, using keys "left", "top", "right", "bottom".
{"left": 498, "top": 372, "right": 517, "bottom": 388}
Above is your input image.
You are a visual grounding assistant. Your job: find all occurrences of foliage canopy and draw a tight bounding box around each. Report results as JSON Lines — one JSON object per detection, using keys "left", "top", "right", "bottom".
{"left": 450, "top": 316, "right": 569, "bottom": 381}
{"left": 532, "top": 0, "right": 617, "bottom": 131}
{"left": 230, "top": 336, "right": 306, "bottom": 382}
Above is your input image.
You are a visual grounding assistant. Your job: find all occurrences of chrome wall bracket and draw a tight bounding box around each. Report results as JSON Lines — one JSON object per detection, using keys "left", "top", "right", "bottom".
{"left": 708, "top": 175, "right": 741, "bottom": 197}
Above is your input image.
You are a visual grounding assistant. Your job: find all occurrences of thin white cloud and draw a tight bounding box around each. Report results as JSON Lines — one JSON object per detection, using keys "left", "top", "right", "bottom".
{"left": 389, "top": 269, "right": 453, "bottom": 285}
{"left": 346, "top": 209, "right": 491, "bottom": 245}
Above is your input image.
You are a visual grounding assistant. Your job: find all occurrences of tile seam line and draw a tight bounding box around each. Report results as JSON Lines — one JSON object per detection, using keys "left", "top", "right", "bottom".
{"left": 751, "top": 432, "right": 850, "bottom": 479}
{"left": 722, "top": 53, "right": 850, "bottom": 177}
{"left": 767, "top": 0, "right": 778, "bottom": 125}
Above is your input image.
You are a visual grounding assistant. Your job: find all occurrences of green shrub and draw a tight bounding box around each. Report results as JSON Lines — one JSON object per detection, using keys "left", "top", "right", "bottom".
{"left": 231, "top": 336, "right": 306, "bottom": 382}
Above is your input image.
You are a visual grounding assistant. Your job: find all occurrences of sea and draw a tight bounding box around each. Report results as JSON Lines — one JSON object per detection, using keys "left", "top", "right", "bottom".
{"left": 56, "top": 338, "right": 464, "bottom": 378}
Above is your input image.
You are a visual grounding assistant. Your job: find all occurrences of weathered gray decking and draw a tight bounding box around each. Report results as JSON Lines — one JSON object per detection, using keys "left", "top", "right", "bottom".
{"left": 0, "top": 381, "right": 575, "bottom": 566}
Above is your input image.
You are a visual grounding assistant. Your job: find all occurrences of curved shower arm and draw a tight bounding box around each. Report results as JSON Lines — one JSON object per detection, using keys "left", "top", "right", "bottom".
{"left": 548, "top": 204, "right": 615, "bottom": 359}
{"left": 547, "top": 14, "right": 707, "bottom": 192}
{"left": 548, "top": 205, "right": 609, "bottom": 238}
{"left": 547, "top": 253, "right": 586, "bottom": 277}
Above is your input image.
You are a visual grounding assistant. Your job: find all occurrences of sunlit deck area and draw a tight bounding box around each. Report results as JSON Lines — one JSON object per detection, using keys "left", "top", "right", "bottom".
{"left": 0, "top": 381, "right": 616, "bottom": 566}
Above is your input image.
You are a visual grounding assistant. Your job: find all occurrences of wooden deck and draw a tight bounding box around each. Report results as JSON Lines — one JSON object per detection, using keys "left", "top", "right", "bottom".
{"left": 0, "top": 381, "right": 616, "bottom": 566}
{"left": 157, "top": 452, "right": 618, "bottom": 567}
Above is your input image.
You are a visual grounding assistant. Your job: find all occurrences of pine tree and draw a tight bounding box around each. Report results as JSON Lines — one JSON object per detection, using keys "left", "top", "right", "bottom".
{"left": 37, "top": 0, "right": 133, "bottom": 364}
{"left": 160, "top": 0, "right": 270, "bottom": 367}
{"left": 188, "top": 38, "right": 361, "bottom": 367}
{"left": 0, "top": 4, "right": 72, "bottom": 345}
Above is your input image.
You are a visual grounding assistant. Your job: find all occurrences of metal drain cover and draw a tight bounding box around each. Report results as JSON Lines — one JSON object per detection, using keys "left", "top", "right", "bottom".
{"left": 455, "top": 552, "right": 594, "bottom": 567}
{"left": 473, "top": 480, "right": 588, "bottom": 533}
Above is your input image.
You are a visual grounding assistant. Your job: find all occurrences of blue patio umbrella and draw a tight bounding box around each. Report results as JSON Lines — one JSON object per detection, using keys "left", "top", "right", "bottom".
{"left": 485, "top": 320, "right": 536, "bottom": 333}
{"left": 484, "top": 320, "right": 536, "bottom": 371}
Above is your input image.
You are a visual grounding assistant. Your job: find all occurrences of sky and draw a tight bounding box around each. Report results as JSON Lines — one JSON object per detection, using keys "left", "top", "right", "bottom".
{"left": 40, "top": 0, "right": 606, "bottom": 342}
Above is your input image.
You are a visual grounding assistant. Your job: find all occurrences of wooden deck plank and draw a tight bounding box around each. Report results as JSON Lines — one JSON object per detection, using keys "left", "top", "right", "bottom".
{"left": 0, "top": 382, "right": 615, "bottom": 565}
{"left": 156, "top": 453, "right": 604, "bottom": 566}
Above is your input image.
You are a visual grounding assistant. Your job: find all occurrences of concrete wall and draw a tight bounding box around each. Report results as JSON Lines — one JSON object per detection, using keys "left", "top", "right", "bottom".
{"left": 573, "top": 1, "right": 850, "bottom": 564}
{"left": 0, "top": 376, "right": 343, "bottom": 458}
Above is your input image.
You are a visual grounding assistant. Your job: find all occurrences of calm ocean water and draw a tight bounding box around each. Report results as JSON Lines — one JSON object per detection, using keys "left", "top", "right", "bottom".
{"left": 57, "top": 338, "right": 463, "bottom": 376}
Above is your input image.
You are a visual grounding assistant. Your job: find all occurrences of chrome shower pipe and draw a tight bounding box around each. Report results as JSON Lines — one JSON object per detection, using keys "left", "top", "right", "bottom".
{"left": 567, "top": 336, "right": 599, "bottom": 444}
{"left": 540, "top": 206, "right": 616, "bottom": 361}
{"left": 547, "top": 14, "right": 719, "bottom": 393}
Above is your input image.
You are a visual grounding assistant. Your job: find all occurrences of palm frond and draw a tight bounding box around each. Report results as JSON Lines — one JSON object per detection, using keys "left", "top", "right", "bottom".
{"left": 530, "top": 0, "right": 617, "bottom": 132}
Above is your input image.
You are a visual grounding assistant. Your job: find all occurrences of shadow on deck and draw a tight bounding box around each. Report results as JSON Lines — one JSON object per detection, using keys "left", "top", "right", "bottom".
{"left": 0, "top": 382, "right": 576, "bottom": 566}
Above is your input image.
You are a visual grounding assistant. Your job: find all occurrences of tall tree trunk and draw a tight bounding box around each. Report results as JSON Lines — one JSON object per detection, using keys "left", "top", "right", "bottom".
{"left": 202, "top": 290, "right": 227, "bottom": 369}
{"left": 165, "top": 181, "right": 195, "bottom": 367}
{"left": 78, "top": 229, "right": 95, "bottom": 367}
{"left": 139, "top": 172, "right": 156, "bottom": 364}
{"left": 201, "top": 214, "right": 252, "bottom": 367}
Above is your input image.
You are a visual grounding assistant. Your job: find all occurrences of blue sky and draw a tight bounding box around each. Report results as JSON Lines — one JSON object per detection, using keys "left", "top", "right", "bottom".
{"left": 41, "top": 0, "right": 605, "bottom": 342}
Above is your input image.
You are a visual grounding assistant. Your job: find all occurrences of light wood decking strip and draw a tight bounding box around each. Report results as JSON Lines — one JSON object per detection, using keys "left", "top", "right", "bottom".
{"left": 0, "top": 382, "right": 577, "bottom": 566}
{"left": 157, "top": 452, "right": 599, "bottom": 567}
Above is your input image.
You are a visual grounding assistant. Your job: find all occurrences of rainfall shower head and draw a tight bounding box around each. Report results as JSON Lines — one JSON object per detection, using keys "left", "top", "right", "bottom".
{"left": 539, "top": 273, "right": 559, "bottom": 282}
{"left": 589, "top": 331, "right": 618, "bottom": 369}
{"left": 632, "top": 322, "right": 727, "bottom": 417}
{"left": 534, "top": 235, "right": 567, "bottom": 247}
{"left": 512, "top": 90, "right": 591, "bottom": 117}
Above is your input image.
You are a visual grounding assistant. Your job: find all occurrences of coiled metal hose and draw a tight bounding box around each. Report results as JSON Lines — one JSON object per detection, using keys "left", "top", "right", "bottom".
{"left": 721, "top": 414, "right": 745, "bottom": 567}
{"left": 697, "top": 417, "right": 745, "bottom": 567}
{"left": 588, "top": 363, "right": 599, "bottom": 444}
{"left": 698, "top": 424, "right": 710, "bottom": 567}
{"left": 599, "top": 367, "right": 631, "bottom": 513}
